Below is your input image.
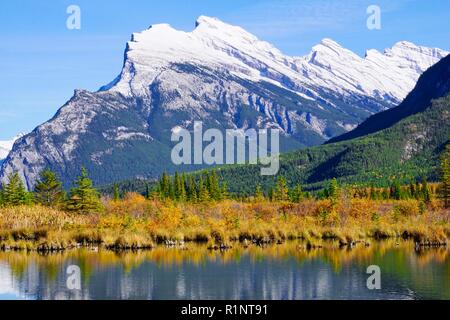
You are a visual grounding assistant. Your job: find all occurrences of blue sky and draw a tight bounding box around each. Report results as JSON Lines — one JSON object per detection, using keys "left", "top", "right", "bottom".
{"left": 0, "top": 0, "right": 449, "bottom": 139}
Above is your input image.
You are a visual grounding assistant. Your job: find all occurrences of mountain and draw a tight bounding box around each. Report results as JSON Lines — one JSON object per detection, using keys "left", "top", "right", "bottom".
{"left": 0, "top": 16, "right": 447, "bottom": 189}
{"left": 214, "top": 55, "right": 450, "bottom": 194}
{"left": 0, "top": 134, "right": 25, "bottom": 163}
{"left": 328, "top": 54, "right": 450, "bottom": 144}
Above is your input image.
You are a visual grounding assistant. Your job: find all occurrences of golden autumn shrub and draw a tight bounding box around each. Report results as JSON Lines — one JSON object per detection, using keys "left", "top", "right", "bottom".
{"left": 393, "top": 200, "right": 420, "bottom": 217}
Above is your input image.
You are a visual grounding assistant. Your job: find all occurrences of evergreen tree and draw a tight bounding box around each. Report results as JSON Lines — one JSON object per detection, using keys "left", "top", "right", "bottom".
{"left": 159, "top": 172, "right": 171, "bottom": 198}
{"left": 369, "top": 185, "right": 377, "bottom": 200}
{"left": 2, "top": 172, "right": 33, "bottom": 206}
{"left": 421, "top": 177, "right": 431, "bottom": 203}
{"left": 274, "top": 177, "right": 289, "bottom": 201}
{"left": 409, "top": 182, "right": 416, "bottom": 199}
{"left": 220, "top": 181, "right": 229, "bottom": 200}
{"left": 198, "top": 175, "right": 210, "bottom": 202}
{"left": 66, "top": 167, "right": 102, "bottom": 213}
{"left": 381, "top": 188, "right": 390, "bottom": 200}
{"left": 414, "top": 181, "right": 421, "bottom": 199}
{"left": 145, "top": 183, "right": 150, "bottom": 200}
{"left": 254, "top": 184, "right": 264, "bottom": 200}
{"left": 181, "top": 173, "right": 187, "bottom": 200}
{"left": 291, "top": 184, "right": 304, "bottom": 203}
{"left": 187, "top": 175, "right": 197, "bottom": 202}
{"left": 391, "top": 180, "right": 402, "bottom": 200}
{"left": 173, "top": 172, "right": 186, "bottom": 201}
{"left": 207, "top": 171, "right": 221, "bottom": 200}
{"left": 34, "top": 169, "right": 65, "bottom": 207}
{"left": 268, "top": 188, "right": 274, "bottom": 201}
{"left": 113, "top": 183, "right": 120, "bottom": 201}
{"left": 328, "top": 178, "right": 340, "bottom": 200}
{"left": 440, "top": 142, "right": 450, "bottom": 208}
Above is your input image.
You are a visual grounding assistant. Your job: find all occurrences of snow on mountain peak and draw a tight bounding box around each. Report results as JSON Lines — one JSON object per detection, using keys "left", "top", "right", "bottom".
{"left": 195, "top": 15, "right": 227, "bottom": 28}
{"left": 106, "top": 15, "right": 448, "bottom": 106}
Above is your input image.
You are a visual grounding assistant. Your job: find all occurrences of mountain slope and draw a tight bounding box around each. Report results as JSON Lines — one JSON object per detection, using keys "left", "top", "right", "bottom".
{"left": 214, "top": 55, "right": 450, "bottom": 194}
{"left": 0, "top": 16, "right": 447, "bottom": 189}
{"left": 328, "top": 54, "right": 450, "bottom": 144}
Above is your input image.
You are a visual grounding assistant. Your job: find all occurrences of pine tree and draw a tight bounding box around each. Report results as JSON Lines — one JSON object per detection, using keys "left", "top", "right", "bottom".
{"left": 414, "top": 181, "right": 421, "bottom": 199}
{"left": 2, "top": 172, "right": 33, "bottom": 206}
{"left": 173, "top": 172, "right": 186, "bottom": 201}
{"left": 391, "top": 180, "right": 402, "bottom": 200}
{"left": 198, "top": 175, "right": 210, "bottom": 202}
{"left": 181, "top": 173, "right": 187, "bottom": 200}
{"left": 207, "top": 171, "right": 221, "bottom": 200}
{"left": 274, "top": 177, "right": 289, "bottom": 201}
{"left": 159, "top": 172, "right": 171, "bottom": 199}
{"left": 421, "top": 177, "right": 431, "bottom": 203}
{"left": 34, "top": 169, "right": 64, "bottom": 207}
{"left": 328, "top": 178, "right": 340, "bottom": 200}
{"left": 145, "top": 183, "right": 150, "bottom": 200}
{"left": 268, "top": 188, "right": 274, "bottom": 201}
{"left": 440, "top": 142, "right": 450, "bottom": 208}
{"left": 187, "top": 175, "right": 197, "bottom": 202}
{"left": 113, "top": 183, "right": 120, "bottom": 201}
{"left": 254, "top": 184, "right": 264, "bottom": 201}
{"left": 220, "top": 181, "right": 229, "bottom": 200}
{"left": 291, "top": 184, "right": 304, "bottom": 203}
{"left": 174, "top": 172, "right": 180, "bottom": 200}
{"left": 66, "top": 167, "right": 102, "bottom": 213}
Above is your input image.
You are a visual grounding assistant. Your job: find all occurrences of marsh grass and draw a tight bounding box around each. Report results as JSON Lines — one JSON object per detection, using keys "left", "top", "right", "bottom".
{"left": 0, "top": 196, "right": 448, "bottom": 251}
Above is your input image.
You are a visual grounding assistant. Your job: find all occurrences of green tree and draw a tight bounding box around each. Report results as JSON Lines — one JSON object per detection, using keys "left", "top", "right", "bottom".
{"left": 159, "top": 172, "right": 171, "bottom": 199}
{"left": 220, "top": 181, "right": 229, "bottom": 200}
{"left": 330, "top": 178, "right": 340, "bottom": 199}
{"left": 2, "top": 173, "right": 33, "bottom": 206}
{"left": 390, "top": 180, "right": 402, "bottom": 200}
{"left": 268, "top": 188, "right": 274, "bottom": 201}
{"left": 173, "top": 172, "right": 186, "bottom": 201}
{"left": 66, "top": 167, "right": 102, "bottom": 213}
{"left": 440, "top": 142, "right": 450, "bottom": 208}
{"left": 207, "top": 171, "right": 221, "bottom": 200}
{"left": 187, "top": 175, "right": 198, "bottom": 202}
{"left": 421, "top": 177, "right": 431, "bottom": 203}
{"left": 145, "top": 183, "right": 150, "bottom": 200}
{"left": 274, "top": 177, "right": 289, "bottom": 201}
{"left": 198, "top": 175, "right": 210, "bottom": 202}
{"left": 254, "top": 184, "right": 264, "bottom": 200}
{"left": 34, "top": 169, "right": 65, "bottom": 207}
{"left": 113, "top": 183, "right": 120, "bottom": 201}
{"left": 409, "top": 182, "right": 416, "bottom": 199}
{"left": 290, "top": 184, "right": 304, "bottom": 203}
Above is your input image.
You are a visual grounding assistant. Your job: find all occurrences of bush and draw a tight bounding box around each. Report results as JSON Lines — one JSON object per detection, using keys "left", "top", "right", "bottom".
{"left": 393, "top": 200, "right": 420, "bottom": 217}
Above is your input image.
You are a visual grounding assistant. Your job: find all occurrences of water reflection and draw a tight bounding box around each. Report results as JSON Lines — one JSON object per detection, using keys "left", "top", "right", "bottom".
{"left": 0, "top": 241, "right": 448, "bottom": 300}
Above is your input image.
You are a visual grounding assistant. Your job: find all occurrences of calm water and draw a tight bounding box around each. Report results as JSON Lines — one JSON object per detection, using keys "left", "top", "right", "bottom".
{"left": 0, "top": 241, "right": 449, "bottom": 300}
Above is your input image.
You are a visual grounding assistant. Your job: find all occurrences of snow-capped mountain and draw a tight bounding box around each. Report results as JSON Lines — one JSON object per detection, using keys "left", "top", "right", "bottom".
{"left": 106, "top": 16, "right": 447, "bottom": 106}
{"left": 0, "top": 134, "right": 24, "bottom": 161}
{"left": 0, "top": 16, "right": 447, "bottom": 189}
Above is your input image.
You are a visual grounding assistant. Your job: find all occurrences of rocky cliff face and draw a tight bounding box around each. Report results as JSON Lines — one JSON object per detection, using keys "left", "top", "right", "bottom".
{"left": 1, "top": 16, "right": 447, "bottom": 189}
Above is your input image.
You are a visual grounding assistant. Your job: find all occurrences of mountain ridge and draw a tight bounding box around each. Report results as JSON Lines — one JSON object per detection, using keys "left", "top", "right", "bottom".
{"left": 0, "top": 16, "right": 447, "bottom": 189}
{"left": 211, "top": 55, "right": 450, "bottom": 194}
{"left": 328, "top": 54, "right": 450, "bottom": 144}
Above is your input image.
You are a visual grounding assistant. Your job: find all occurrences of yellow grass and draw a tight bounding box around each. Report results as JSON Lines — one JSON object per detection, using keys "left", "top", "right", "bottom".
{"left": 0, "top": 194, "right": 449, "bottom": 251}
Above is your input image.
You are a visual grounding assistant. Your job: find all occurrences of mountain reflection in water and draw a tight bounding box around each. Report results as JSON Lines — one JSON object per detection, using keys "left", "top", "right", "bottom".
{"left": 0, "top": 240, "right": 448, "bottom": 300}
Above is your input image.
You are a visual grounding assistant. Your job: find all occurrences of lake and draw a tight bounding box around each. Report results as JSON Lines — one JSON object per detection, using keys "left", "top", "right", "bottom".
{"left": 0, "top": 240, "right": 448, "bottom": 300}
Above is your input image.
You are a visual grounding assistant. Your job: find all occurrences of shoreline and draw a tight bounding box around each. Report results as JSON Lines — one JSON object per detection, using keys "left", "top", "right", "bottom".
{"left": 0, "top": 234, "right": 447, "bottom": 254}
{"left": 0, "top": 198, "right": 449, "bottom": 253}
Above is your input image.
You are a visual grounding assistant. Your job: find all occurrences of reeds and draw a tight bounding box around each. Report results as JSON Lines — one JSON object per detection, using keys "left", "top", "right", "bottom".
{"left": 0, "top": 197, "right": 448, "bottom": 252}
